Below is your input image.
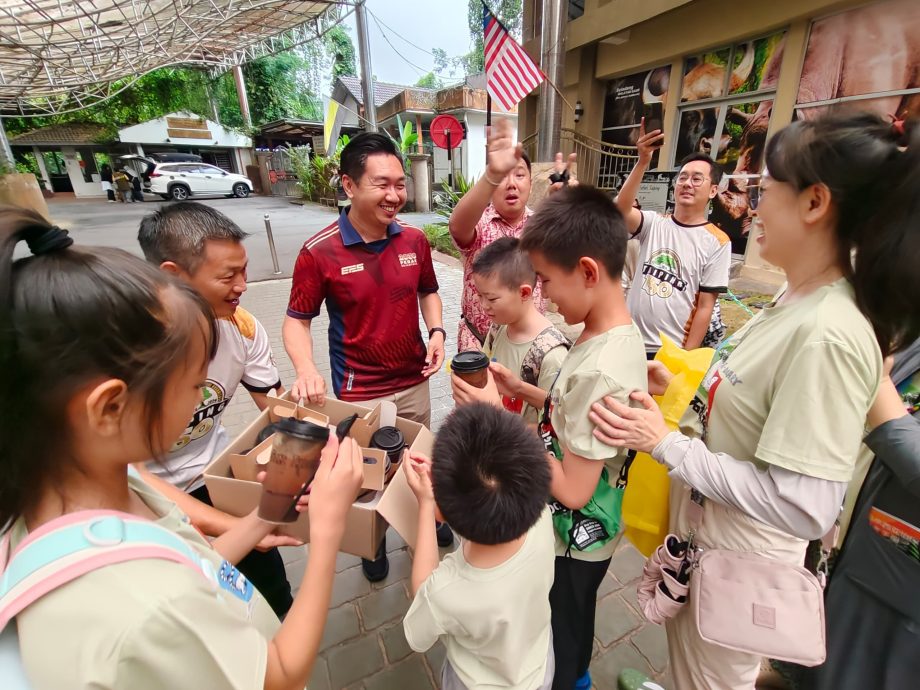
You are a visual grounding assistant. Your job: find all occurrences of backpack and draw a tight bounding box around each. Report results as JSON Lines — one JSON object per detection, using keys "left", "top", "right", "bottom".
{"left": 484, "top": 324, "right": 571, "bottom": 387}
{"left": 0, "top": 511, "right": 215, "bottom": 689}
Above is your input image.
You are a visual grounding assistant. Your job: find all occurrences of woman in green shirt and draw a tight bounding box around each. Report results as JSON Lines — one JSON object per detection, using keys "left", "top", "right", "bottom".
{"left": 590, "top": 113, "right": 920, "bottom": 689}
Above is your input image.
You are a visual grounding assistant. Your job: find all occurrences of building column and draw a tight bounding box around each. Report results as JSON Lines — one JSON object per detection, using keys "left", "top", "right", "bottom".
{"left": 415, "top": 114, "right": 424, "bottom": 153}
{"left": 764, "top": 19, "right": 810, "bottom": 140}
{"left": 658, "top": 59, "right": 684, "bottom": 170}
{"left": 32, "top": 146, "right": 52, "bottom": 189}
{"left": 536, "top": 0, "right": 566, "bottom": 161}
{"left": 0, "top": 118, "right": 14, "bottom": 172}
{"left": 233, "top": 65, "right": 253, "bottom": 130}
{"left": 355, "top": 0, "right": 377, "bottom": 131}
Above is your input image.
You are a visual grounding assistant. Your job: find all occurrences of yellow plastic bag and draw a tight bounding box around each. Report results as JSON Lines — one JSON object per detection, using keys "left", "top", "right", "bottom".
{"left": 622, "top": 335, "right": 714, "bottom": 556}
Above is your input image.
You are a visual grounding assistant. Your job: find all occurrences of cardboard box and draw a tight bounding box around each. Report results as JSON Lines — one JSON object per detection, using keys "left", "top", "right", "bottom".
{"left": 204, "top": 396, "right": 428, "bottom": 559}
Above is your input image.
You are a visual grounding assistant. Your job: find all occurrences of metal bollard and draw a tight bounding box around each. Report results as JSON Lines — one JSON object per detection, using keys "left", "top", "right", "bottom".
{"left": 263, "top": 213, "right": 282, "bottom": 275}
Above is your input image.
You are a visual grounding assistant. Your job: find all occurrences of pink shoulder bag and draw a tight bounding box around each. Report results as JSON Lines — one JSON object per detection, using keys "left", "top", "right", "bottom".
{"left": 689, "top": 491, "right": 833, "bottom": 666}
{"left": 638, "top": 490, "right": 835, "bottom": 666}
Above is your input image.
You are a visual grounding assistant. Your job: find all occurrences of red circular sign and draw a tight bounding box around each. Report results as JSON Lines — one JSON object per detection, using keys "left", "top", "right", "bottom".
{"left": 430, "top": 114, "right": 463, "bottom": 150}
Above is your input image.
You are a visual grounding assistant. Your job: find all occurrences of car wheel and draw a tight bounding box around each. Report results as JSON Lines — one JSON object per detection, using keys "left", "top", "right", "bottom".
{"left": 232, "top": 183, "right": 250, "bottom": 198}
{"left": 169, "top": 185, "right": 190, "bottom": 200}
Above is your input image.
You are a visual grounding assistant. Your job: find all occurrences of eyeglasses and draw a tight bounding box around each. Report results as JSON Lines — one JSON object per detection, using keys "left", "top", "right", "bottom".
{"left": 676, "top": 173, "right": 709, "bottom": 187}
{"left": 746, "top": 184, "right": 761, "bottom": 210}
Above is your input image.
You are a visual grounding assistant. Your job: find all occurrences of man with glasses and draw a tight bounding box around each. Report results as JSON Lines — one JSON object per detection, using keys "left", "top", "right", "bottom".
{"left": 283, "top": 132, "right": 451, "bottom": 581}
{"left": 615, "top": 122, "right": 732, "bottom": 358}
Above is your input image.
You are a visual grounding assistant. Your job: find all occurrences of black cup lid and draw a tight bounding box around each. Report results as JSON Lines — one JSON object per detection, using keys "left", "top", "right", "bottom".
{"left": 451, "top": 350, "right": 490, "bottom": 373}
{"left": 276, "top": 417, "right": 330, "bottom": 442}
{"left": 371, "top": 425, "right": 405, "bottom": 452}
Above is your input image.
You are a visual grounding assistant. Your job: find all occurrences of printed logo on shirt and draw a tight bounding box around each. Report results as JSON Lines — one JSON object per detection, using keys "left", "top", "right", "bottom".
{"left": 216, "top": 560, "right": 255, "bottom": 603}
{"left": 641, "top": 248, "right": 688, "bottom": 299}
{"left": 341, "top": 263, "right": 365, "bottom": 275}
{"left": 398, "top": 252, "right": 418, "bottom": 267}
{"left": 171, "top": 380, "right": 228, "bottom": 451}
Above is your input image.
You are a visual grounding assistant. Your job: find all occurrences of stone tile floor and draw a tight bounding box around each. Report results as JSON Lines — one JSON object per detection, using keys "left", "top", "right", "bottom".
{"left": 222, "top": 260, "right": 671, "bottom": 690}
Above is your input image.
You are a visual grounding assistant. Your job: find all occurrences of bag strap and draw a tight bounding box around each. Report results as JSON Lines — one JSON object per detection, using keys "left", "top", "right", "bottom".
{"left": 483, "top": 323, "right": 499, "bottom": 358}
{"left": 0, "top": 511, "right": 206, "bottom": 629}
{"left": 520, "top": 327, "right": 570, "bottom": 388}
{"left": 686, "top": 489, "right": 838, "bottom": 587}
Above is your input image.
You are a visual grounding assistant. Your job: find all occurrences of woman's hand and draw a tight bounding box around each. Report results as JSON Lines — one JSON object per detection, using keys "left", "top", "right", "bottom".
{"left": 590, "top": 391, "right": 670, "bottom": 453}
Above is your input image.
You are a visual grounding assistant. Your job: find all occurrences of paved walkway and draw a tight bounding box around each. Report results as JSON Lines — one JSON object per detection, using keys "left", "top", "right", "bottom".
{"left": 222, "top": 260, "right": 671, "bottom": 690}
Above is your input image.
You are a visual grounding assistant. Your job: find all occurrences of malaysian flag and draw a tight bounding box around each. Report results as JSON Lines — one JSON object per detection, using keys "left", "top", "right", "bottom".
{"left": 483, "top": 3, "right": 544, "bottom": 112}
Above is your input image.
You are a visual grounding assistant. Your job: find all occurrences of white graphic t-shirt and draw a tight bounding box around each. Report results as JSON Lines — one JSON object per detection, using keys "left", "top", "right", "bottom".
{"left": 627, "top": 211, "right": 731, "bottom": 353}
{"left": 147, "top": 307, "right": 280, "bottom": 492}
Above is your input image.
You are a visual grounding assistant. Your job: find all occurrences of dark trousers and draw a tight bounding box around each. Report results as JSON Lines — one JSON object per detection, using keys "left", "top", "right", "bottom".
{"left": 549, "top": 555, "right": 612, "bottom": 690}
{"left": 106, "top": 189, "right": 115, "bottom": 201}
{"left": 190, "top": 485, "right": 294, "bottom": 618}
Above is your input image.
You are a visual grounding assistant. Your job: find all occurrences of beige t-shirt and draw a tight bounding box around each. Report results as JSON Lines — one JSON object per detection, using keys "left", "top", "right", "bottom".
{"left": 486, "top": 324, "right": 568, "bottom": 424}
{"left": 681, "top": 278, "right": 881, "bottom": 482}
{"left": 548, "top": 323, "right": 648, "bottom": 561}
{"left": 403, "top": 509, "right": 555, "bottom": 690}
{"left": 13, "top": 475, "right": 281, "bottom": 690}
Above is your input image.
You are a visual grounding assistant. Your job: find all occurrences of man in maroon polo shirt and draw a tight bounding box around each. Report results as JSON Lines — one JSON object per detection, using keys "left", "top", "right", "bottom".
{"left": 283, "top": 132, "right": 451, "bottom": 580}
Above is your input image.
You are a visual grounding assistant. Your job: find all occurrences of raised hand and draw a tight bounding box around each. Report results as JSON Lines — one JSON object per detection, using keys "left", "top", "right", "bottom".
{"left": 486, "top": 118, "right": 524, "bottom": 179}
{"left": 636, "top": 117, "right": 665, "bottom": 163}
{"left": 548, "top": 152, "right": 579, "bottom": 194}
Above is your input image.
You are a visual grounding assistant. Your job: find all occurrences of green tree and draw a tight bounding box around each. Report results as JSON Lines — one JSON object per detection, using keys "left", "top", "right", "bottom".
{"left": 460, "top": 0, "right": 523, "bottom": 75}
{"left": 415, "top": 72, "right": 442, "bottom": 89}
{"left": 326, "top": 26, "right": 357, "bottom": 82}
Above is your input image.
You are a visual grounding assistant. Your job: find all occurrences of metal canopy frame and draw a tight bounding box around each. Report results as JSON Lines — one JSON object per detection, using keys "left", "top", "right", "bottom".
{"left": 0, "top": 0, "right": 354, "bottom": 116}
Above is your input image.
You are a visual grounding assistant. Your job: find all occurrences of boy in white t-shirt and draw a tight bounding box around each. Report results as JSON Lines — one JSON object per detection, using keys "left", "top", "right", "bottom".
{"left": 136, "top": 201, "right": 294, "bottom": 617}
{"left": 404, "top": 403, "right": 556, "bottom": 690}
{"left": 470, "top": 236, "right": 568, "bottom": 425}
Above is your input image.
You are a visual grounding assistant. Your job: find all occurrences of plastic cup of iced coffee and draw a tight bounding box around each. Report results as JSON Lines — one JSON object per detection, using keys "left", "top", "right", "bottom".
{"left": 451, "top": 350, "right": 491, "bottom": 388}
{"left": 258, "top": 417, "right": 330, "bottom": 523}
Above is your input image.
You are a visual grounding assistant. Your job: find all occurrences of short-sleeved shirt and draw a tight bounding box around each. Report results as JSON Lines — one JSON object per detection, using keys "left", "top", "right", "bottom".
{"left": 681, "top": 278, "right": 881, "bottom": 482}
{"left": 287, "top": 209, "right": 439, "bottom": 400}
{"left": 547, "top": 324, "right": 648, "bottom": 560}
{"left": 485, "top": 324, "right": 567, "bottom": 425}
{"left": 404, "top": 509, "right": 555, "bottom": 689}
{"left": 627, "top": 211, "right": 731, "bottom": 353}
{"left": 13, "top": 475, "right": 281, "bottom": 690}
{"left": 457, "top": 204, "right": 544, "bottom": 341}
{"left": 147, "top": 307, "right": 280, "bottom": 492}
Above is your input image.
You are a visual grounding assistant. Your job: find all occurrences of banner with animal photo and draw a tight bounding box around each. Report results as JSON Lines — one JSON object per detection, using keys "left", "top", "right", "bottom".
{"left": 675, "top": 32, "right": 786, "bottom": 255}
{"left": 601, "top": 65, "right": 671, "bottom": 168}
{"left": 795, "top": 0, "right": 920, "bottom": 124}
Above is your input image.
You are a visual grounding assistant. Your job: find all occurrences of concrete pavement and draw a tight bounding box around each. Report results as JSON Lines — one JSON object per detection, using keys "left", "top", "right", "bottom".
{"left": 221, "top": 266, "right": 671, "bottom": 690}
{"left": 43, "top": 195, "right": 443, "bottom": 282}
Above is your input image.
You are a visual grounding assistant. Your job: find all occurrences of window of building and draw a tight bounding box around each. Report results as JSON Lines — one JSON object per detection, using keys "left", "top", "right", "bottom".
{"left": 794, "top": 0, "right": 919, "bottom": 124}
{"left": 673, "top": 31, "right": 785, "bottom": 169}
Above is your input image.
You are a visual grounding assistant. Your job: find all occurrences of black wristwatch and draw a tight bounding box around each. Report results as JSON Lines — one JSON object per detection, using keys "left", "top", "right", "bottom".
{"left": 428, "top": 327, "right": 447, "bottom": 341}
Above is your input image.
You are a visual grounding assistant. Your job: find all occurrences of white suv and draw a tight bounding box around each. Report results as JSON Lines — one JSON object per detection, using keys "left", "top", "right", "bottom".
{"left": 120, "top": 155, "right": 253, "bottom": 200}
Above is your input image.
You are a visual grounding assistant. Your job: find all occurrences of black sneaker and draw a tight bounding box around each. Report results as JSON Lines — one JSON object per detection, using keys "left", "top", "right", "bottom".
{"left": 436, "top": 522, "right": 454, "bottom": 548}
{"left": 361, "top": 536, "right": 389, "bottom": 582}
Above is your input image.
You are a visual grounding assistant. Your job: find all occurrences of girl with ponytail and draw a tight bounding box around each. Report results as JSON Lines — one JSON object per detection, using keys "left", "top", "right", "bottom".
{"left": 0, "top": 207, "right": 363, "bottom": 689}
{"left": 589, "top": 112, "right": 920, "bottom": 688}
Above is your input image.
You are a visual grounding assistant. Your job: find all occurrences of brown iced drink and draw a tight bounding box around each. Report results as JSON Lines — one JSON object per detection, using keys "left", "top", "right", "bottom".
{"left": 451, "top": 350, "right": 490, "bottom": 388}
{"left": 258, "top": 417, "right": 330, "bottom": 523}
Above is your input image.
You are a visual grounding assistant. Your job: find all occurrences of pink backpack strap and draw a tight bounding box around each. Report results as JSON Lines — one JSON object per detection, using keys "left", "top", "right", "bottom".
{"left": 0, "top": 510, "right": 206, "bottom": 628}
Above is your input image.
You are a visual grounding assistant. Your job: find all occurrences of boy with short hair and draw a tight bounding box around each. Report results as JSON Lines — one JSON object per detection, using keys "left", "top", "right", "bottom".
{"left": 519, "top": 185, "right": 648, "bottom": 690}
{"left": 403, "top": 403, "right": 555, "bottom": 690}
{"left": 471, "top": 236, "right": 569, "bottom": 424}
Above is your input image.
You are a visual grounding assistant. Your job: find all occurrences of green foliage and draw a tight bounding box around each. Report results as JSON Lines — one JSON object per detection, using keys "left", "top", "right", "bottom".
{"left": 460, "top": 0, "right": 523, "bottom": 75}
{"left": 288, "top": 145, "right": 314, "bottom": 199}
{"left": 423, "top": 223, "right": 459, "bottom": 258}
{"left": 326, "top": 26, "right": 357, "bottom": 83}
{"left": 433, "top": 171, "right": 476, "bottom": 220}
{"left": 290, "top": 134, "right": 351, "bottom": 202}
{"left": 415, "top": 72, "right": 442, "bottom": 89}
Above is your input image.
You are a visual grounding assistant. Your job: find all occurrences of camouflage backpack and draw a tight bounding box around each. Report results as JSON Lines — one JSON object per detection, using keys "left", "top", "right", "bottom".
{"left": 484, "top": 324, "right": 570, "bottom": 387}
